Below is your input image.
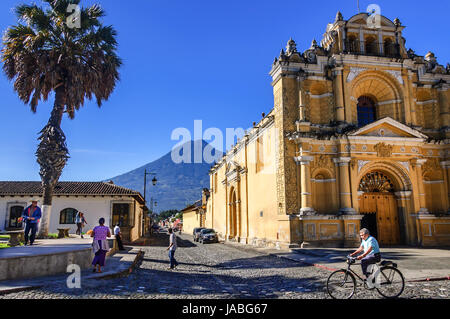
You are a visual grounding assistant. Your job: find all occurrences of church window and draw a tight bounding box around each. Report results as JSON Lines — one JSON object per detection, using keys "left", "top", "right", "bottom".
{"left": 357, "top": 96, "right": 377, "bottom": 127}
{"left": 347, "top": 35, "right": 359, "bottom": 54}
{"left": 365, "top": 36, "right": 378, "bottom": 55}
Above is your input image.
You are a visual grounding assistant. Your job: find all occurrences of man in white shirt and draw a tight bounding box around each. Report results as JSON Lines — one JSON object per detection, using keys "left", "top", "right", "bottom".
{"left": 166, "top": 228, "right": 179, "bottom": 269}
{"left": 114, "top": 224, "right": 125, "bottom": 251}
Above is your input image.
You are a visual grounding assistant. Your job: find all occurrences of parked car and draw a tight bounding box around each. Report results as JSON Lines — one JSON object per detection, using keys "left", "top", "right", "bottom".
{"left": 198, "top": 228, "right": 219, "bottom": 244}
{"left": 193, "top": 227, "right": 205, "bottom": 242}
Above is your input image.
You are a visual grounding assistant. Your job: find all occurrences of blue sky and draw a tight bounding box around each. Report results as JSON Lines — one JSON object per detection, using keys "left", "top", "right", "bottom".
{"left": 1, "top": 0, "right": 449, "bottom": 181}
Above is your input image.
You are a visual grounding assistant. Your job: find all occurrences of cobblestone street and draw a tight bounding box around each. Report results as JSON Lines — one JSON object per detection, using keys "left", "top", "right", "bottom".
{"left": 1, "top": 231, "right": 449, "bottom": 299}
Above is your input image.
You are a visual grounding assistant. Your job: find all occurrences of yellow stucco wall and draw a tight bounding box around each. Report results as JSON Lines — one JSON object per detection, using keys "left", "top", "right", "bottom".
{"left": 182, "top": 210, "right": 200, "bottom": 235}
{"left": 417, "top": 217, "right": 450, "bottom": 246}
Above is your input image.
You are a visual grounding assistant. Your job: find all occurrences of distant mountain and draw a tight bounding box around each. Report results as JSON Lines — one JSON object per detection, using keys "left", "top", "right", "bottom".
{"left": 108, "top": 140, "right": 222, "bottom": 212}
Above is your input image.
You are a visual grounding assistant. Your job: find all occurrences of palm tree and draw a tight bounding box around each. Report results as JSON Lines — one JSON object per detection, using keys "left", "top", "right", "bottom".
{"left": 1, "top": 0, "right": 121, "bottom": 237}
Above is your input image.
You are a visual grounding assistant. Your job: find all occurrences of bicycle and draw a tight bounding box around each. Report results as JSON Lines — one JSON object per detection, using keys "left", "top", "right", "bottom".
{"left": 326, "top": 255, "right": 405, "bottom": 299}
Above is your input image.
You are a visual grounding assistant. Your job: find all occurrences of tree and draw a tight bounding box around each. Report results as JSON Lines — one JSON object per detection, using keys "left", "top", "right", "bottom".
{"left": 156, "top": 210, "right": 179, "bottom": 223}
{"left": 1, "top": 0, "right": 121, "bottom": 237}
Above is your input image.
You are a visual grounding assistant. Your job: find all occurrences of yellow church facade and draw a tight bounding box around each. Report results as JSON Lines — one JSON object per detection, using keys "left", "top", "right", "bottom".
{"left": 206, "top": 12, "right": 450, "bottom": 249}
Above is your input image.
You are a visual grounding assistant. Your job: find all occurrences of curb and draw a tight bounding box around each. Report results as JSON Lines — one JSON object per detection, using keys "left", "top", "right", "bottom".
{"left": 270, "top": 253, "right": 339, "bottom": 272}
{"left": 408, "top": 276, "right": 450, "bottom": 282}
{"left": 91, "top": 249, "right": 145, "bottom": 280}
{"left": 0, "top": 285, "right": 43, "bottom": 295}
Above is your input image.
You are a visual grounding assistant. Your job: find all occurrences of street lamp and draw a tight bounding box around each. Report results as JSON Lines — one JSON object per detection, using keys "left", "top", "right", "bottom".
{"left": 143, "top": 169, "right": 157, "bottom": 236}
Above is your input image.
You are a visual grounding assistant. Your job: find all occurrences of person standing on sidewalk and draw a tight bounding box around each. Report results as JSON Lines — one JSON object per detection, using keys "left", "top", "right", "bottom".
{"left": 91, "top": 218, "right": 111, "bottom": 273}
{"left": 75, "top": 212, "right": 87, "bottom": 238}
{"left": 114, "top": 224, "right": 125, "bottom": 251}
{"left": 21, "top": 199, "right": 42, "bottom": 246}
{"left": 166, "top": 228, "right": 178, "bottom": 270}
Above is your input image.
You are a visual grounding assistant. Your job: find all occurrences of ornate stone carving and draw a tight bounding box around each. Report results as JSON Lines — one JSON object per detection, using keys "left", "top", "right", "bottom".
{"left": 422, "top": 157, "right": 443, "bottom": 178}
{"left": 335, "top": 11, "right": 343, "bottom": 22}
{"left": 374, "top": 143, "right": 393, "bottom": 157}
{"left": 397, "top": 161, "right": 410, "bottom": 172}
{"left": 311, "top": 155, "right": 335, "bottom": 174}
{"left": 347, "top": 67, "right": 367, "bottom": 82}
{"left": 286, "top": 38, "right": 297, "bottom": 55}
{"left": 358, "top": 160, "right": 371, "bottom": 173}
{"left": 385, "top": 70, "right": 404, "bottom": 85}
{"left": 350, "top": 158, "right": 357, "bottom": 170}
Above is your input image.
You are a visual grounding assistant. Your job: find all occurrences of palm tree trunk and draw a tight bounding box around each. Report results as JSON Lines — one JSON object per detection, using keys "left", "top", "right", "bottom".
{"left": 37, "top": 86, "right": 69, "bottom": 238}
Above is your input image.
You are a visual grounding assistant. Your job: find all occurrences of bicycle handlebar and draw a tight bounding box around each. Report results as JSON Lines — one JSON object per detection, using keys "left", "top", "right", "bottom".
{"left": 346, "top": 255, "right": 357, "bottom": 263}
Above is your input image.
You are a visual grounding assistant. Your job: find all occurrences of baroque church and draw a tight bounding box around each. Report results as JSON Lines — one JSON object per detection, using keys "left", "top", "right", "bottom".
{"left": 205, "top": 12, "right": 450, "bottom": 248}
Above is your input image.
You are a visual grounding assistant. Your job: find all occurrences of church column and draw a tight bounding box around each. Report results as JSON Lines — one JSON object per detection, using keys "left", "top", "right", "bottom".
{"left": 415, "top": 159, "right": 429, "bottom": 214}
{"left": 394, "top": 191, "right": 415, "bottom": 245}
{"left": 438, "top": 86, "right": 449, "bottom": 130}
{"left": 441, "top": 161, "right": 450, "bottom": 213}
{"left": 295, "top": 156, "right": 315, "bottom": 215}
{"left": 334, "top": 157, "right": 356, "bottom": 215}
{"left": 359, "top": 27, "right": 365, "bottom": 53}
{"left": 333, "top": 68, "right": 345, "bottom": 122}
{"left": 298, "top": 78, "right": 306, "bottom": 122}
{"left": 378, "top": 30, "right": 384, "bottom": 55}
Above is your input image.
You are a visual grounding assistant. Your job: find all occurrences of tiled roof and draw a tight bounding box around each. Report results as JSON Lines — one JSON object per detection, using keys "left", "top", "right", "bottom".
{"left": 181, "top": 199, "right": 202, "bottom": 212}
{"left": 0, "top": 181, "right": 143, "bottom": 198}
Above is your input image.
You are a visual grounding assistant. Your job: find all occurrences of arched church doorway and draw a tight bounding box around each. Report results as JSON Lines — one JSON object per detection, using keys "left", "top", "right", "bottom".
{"left": 358, "top": 171, "right": 401, "bottom": 245}
{"left": 229, "top": 188, "right": 238, "bottom": 239}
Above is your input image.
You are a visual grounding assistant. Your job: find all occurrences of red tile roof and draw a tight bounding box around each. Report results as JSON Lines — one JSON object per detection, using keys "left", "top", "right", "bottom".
{"left": 0, "top": 181, "right": 143, "bottom": 202}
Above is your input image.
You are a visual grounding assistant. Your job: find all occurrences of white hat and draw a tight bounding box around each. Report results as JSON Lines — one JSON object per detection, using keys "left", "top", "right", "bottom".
{"left": 30, "top": 199, "right": 40, "bottom": 202}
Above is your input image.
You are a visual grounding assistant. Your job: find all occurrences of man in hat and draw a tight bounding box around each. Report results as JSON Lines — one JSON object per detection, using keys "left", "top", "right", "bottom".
{"left": 22, "top": 199, "right": 42, "bottom": 245}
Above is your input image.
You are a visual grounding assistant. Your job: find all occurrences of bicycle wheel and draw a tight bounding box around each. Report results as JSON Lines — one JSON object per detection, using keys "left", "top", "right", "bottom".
{"left": 327, "top": 269, "right": 356, "bottom": 299}
{"left": 376, "top": 266, "right": 405, "bottom": 298}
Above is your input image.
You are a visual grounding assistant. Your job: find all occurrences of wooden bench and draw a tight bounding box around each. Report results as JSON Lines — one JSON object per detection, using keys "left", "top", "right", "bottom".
{"left": 57, "top": 228, "right": 70, "bottom": 238}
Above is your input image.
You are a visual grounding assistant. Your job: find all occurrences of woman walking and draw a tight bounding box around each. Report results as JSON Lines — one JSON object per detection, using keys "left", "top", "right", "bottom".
{"left": 75, "top": 212, "right": 87, "bottom": 238}
{"left": 91, "top": 218, "right": 111, "bottom": 273}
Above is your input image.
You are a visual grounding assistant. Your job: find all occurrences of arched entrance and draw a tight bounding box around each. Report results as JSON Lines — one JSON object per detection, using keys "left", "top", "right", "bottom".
{"left": 229, "top": 188, "right": 238, "bottom": 239}
{"left": 358, "top": 171, "right": 401, "bottom": 245}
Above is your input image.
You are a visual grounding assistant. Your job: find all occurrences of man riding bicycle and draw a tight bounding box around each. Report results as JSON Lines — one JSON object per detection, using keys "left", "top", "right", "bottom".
{"left": 349, "top": 228, "right": 381, "bottom": 279}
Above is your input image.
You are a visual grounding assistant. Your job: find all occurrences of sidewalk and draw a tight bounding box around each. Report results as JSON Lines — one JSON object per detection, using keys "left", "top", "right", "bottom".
{"left": 0, "top": 236, "right": 144, "bottom": 294}
{"left": 219, "top": 239, "right": 450, "bottom": 282}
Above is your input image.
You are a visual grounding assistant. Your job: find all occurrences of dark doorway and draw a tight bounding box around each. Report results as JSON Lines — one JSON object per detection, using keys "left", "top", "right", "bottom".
{"left": 361, "top": 213, "right": 378, "bottom": 239}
